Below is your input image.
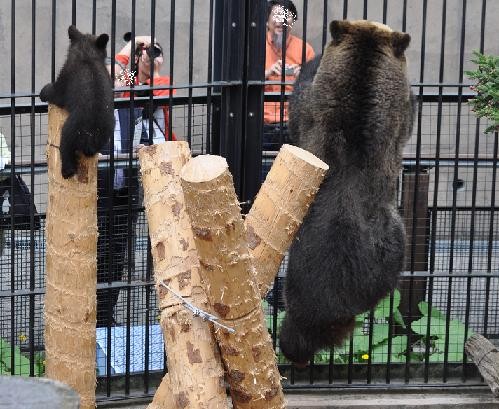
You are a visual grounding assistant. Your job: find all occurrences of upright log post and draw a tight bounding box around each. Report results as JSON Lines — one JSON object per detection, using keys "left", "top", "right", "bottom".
{"left": 44, "top": 105, "right": 98, "bottom": 409}
{"left": 244, "top": 144, "right": 328, "bottom": 296}
{"left": 138, "top": 142, "right": 228, "bottom": 409}
{"left": 181, "top": 155, "right": 285, "bottom": 409}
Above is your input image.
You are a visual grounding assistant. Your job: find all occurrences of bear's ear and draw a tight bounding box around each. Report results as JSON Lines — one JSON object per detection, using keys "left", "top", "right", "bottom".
{"left": 96, "top": 33, "right": 109, "bottom": 49}
{"left": 329, "top": 20, "right": 350, "bottom": 43}
{"left": 391, "top": 32, "right": 411, "bottom": 58}
{"left": 68, "top": 25, "right": 81, "bottom": 42}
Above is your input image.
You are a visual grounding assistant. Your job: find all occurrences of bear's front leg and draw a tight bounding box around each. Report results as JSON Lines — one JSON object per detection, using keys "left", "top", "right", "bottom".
{"left": 39, "top": 83, "right": 54, "bottom": 103}
{"left": 40, "top": 83, "right": 66, "bottom": 107}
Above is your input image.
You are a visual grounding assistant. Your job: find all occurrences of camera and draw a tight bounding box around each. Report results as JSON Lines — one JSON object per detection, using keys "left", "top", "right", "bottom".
{"left": 123, "top": 32, "right": 163, "bottom": 60}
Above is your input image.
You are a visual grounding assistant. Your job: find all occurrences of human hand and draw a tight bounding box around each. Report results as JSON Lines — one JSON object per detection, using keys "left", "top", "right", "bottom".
{"left": 134, "top": 36, "right": 154, "bottom": 49}
{"left": 265, "top": 59, "right": 282, "bottom": 78}
{"left": 292, "top": 64, "right": 301, "bottom": 77}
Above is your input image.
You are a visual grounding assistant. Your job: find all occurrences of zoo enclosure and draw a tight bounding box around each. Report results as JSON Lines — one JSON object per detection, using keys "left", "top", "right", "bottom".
{"left": 0, "top": 0, "right": 498, "bottom": 404}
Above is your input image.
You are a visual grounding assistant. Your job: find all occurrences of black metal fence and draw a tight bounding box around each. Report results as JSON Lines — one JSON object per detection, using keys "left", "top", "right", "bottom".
{"left": 0, "top": 0, "right": 498, "bottom": 404}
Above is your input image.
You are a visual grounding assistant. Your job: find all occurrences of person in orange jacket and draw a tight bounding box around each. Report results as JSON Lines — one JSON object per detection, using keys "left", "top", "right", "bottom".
{"left": 263, "top": 0, "right": 315, "bottom": 152}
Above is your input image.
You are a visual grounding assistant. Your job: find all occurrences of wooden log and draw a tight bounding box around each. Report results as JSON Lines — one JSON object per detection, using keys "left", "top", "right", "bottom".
{"left": 44, "top": 105, "right": 98, "bottom": 409}
{"left": 147, "top": 374, "right": 175, "bottom": 409}
{"left": 138, "top": 142, "right": 228, "bottom": 409}
{"left": 465, "top": 333, "right": 499, "bottom": 397}
{"left": 244, "top": 144, "right": 328, "bottom": 296}
{"left": 181, "top": 155, "right": 285, "bottom": 409}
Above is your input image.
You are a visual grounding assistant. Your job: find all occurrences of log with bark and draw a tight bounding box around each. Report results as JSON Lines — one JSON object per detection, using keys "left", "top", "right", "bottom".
{"left": 244, "top": 144, "right": 328, "bottom": 296}
{"left": 44, "top": 105, "right": 98, "bottom": 409}
{"left": 138, "top": 142, "right": 228, "bottom": 409}
{"left": 181, "top": 155, "right": 285, "bottom": 409}
{"left": 465, "top": 333, "right": 499, "bottom": 397}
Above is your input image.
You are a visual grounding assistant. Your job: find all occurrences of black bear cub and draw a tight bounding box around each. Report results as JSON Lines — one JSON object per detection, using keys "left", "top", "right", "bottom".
{"left": 280, "top": 20, "right": 415, "bottom": 365}
{"left": 40, "top": 25, "right": 114, "bottom": 179}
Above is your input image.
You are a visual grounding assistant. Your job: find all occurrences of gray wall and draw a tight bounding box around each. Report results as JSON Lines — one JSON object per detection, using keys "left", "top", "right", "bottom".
{"left": 1, "top": 1, "right": 498, "bottom": 96}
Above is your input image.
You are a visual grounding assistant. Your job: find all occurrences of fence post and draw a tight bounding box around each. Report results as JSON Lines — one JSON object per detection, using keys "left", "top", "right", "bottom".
{"left": 44, "top": 105, "right": 98, "bottom": 409}
{"left": 213, "top": 0, "right": 246, "bottom": 197}
{"left": 398, "top": 167, "right": 430, "bottom": 329}
{"left": 241, "top": 0, "right": 266, "bottom": 208}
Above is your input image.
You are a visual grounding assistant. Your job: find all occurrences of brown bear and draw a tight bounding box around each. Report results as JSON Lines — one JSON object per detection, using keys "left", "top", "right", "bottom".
{"left": 281, "top": 20, "right": 415, "bottom": 365}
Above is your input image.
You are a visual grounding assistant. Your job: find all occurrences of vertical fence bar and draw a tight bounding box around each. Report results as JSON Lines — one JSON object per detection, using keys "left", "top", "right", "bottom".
{"left": 124, "top": 0, "right": 137, "bottom": 396}
{"left": 444, "top": 0, "right": 467, "bottom": 383}
{"left": 271, "top": 278, "right": 278, "bottom": 349}
{"left": 105, "top": 0, "right": 117, "bottom": 397}
{"left": 29, "top": 0, "right": 37, "bottom": 377}
{"left": 363, "top": 0, "right": 367, "bottom": 19}
{"left": 301, "top": 0, "right": 308, "bottom": 67}
{"left": 211, "top": 0, "right": 224, "bottom": 156}
{"left": 382, "top": 0, "right": 388, "bottom": 24}
{"left": 206, "top": 0, "right": 215, "bottom": 154}
{"left": 367, "top": 310, "right": 374, "bottom": 384}
{"left": 385, "top": 290, "right": 395, "bottom": 383}
{"left": 347, "top": 334, "right": 354, "bottom": 384}
{"left": 404, "top": 0, "right": 428, "bottom": 384}
{"left": 342, "top": 0, "right": 348, "bottom": 20}
{"left": 484, "top": 133, "right": 498, "bottom": 338}
{"left": 321, "top": 0, "right": 328, "bottom": 54}
{"left": 143, "top": 0, "right": 157, "bottom": 392}
{"left": 51, "top": 0, "right": 56, "bottom": 82}
{"left": 242, "top": 0, "right": 265, "bottom": 211}
{"left": 278, "top": 12, "right": 287, "bottom": 151}
{"left": 217, "top": 0, "right": 245, "bottom": 196}
{"left": 187, "top": 0, "right": 194, "bottom": 146}
{"left": 425, "top": 0, "right": 447, "bottom": 384}
{"left": 71, "top": 0, "right": 76, "bottom": 25}
{"left": 91, "top": 0, "right": 96, "bottom": 34}
{"left": 402, "top": 0, "right": 407, "bottom": 32}
{"left": 463, "top": 0, "right": 487, "bottom": 382}
{"left": 9, "top": 0, "right": 16, "bottom": 377}
{"left": 329, "top": 345, "right": 335, "bottom": 384}
{"left": 168, "top": 0, "right": 175, "bottom": 141}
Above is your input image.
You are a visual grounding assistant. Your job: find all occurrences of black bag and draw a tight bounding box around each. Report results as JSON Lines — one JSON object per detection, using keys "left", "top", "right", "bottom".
{"left": 0, "top": 174, "right": 41, "bottom": 230}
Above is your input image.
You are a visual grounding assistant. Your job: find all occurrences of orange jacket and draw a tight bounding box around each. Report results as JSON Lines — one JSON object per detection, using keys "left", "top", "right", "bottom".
{"left": 264, "top": 32, "right": 315, "bottom": 124}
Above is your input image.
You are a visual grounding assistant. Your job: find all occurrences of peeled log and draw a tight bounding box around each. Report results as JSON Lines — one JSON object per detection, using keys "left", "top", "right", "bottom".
{"left": 138, "top": 143, "right": 227, "bottom": 409}
{"left": 465, "top": 333, "right": 499, "bottom": 397}
{"left": 244, "top": 144, "right": 328, "bottom": 296}
{"left": 147, "top": 374, "right": 174, "bottom": 409}
{"left": 181, "top": 155, "right": 285, "bottom": 409}
{"left": 44, "top": 105, "right": 98, "bottom": 409}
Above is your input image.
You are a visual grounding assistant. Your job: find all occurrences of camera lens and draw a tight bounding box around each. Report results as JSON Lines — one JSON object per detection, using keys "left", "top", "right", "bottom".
{"left": 151, "top": 45, "right": 162, "bottom": 58}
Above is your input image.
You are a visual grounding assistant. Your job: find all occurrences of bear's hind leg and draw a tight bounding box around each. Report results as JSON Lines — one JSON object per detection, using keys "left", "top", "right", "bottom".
{"left": 279, "top": 314, "right": 319, "bottom": 365}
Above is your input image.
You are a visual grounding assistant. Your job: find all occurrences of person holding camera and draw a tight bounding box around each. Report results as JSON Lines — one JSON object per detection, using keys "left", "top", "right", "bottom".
{"left": 97, "top": 35, "right": 176, "bottom": 328}
{"left": 263, "top": 0, "right": 315, "bottom": 154}
{"left": 112, "top": 34, "right": 176, "bottom": 143}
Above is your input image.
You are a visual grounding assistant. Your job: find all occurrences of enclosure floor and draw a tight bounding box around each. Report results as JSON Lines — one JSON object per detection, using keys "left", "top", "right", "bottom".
{"left": 97, "top": 387, "right": 498, "bottom": 408}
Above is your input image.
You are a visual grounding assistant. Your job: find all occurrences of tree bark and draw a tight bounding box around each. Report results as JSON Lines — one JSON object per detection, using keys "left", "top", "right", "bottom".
{"left": 465, "top": 333, "right": 499, "bottom": 397}
{"left": 244, "top": 144, "right": 328, "bottom": 296}
{"left": 44, "top": 105, "right": 98, "bottom": 409}
{"left": 138, "top": 143, "right": 227, "bottom": 409}
{"left": 181, "top": 155, "right": 285, "bottom": 409}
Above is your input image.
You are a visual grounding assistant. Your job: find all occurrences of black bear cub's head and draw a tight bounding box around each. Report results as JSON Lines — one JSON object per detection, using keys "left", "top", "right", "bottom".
{"left": 67, "top": 25, "right": 109, "bottom": 60}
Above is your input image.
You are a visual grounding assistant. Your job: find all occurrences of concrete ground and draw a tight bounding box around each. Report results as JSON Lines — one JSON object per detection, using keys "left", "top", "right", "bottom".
{"left": 98, "top": 387, "right": 499, "bottom": 408}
